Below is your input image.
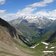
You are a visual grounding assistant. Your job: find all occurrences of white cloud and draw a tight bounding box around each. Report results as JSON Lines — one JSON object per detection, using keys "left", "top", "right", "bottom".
{"left": 16, "top": 7, "right": 36, "bottom": 17}
{"left": 35, "top": 9, "right": 56, "bottom": 20}
{"left": 49, "top": 10, "right": 56, "bottom": 17}
{"left": 29, "top": 0, "right": 54, "bottom": 8}
{"left": 2, "top": 13, "right": 18, "bottom": 21}
{"left": 16, "top": 0, "right": 54, "bottom": 17}
{"left": 44, "top": 0, "right": 53, "bottom": 3}
{"left": 0, "top": 10, "right": 18, "bottom": 21}
{"left": 36, "top": 11, "right": 49, "bottom": 16}
{"left": 0, "top": 10, "right": 6, "bottom": 13}
{"left": 0, "top": 0, "right": 6, "bottom": 5}
{"left": 48, "top": 10, "right": 56, "bottom": 20}
{"left": 0, "top": 10, "right": 6, "bottom": 17}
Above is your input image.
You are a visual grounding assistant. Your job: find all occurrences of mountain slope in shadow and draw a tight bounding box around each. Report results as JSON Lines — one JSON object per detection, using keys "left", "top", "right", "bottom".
{"left": 46, "top": 31, "right": 56, "bottom": 43}
{"left": 0, "top": 18, "right": 17, "bottom": 37}
{"left": 0, "top": 18, "right": 32, "bottom": 56}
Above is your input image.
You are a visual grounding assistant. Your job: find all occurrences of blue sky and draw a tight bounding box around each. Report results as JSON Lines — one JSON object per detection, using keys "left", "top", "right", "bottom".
{"left": 0, "top": 0, "right": 41, "bottom": 13}
{"left": 0, "top": 0, "right": 56, "bottom": 20}
{"left": 0, "top": 0, "right": 56, "bottom": 13}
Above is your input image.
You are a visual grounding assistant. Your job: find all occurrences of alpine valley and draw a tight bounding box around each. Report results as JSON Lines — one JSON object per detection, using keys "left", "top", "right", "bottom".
{"left": 0, "top": 16, "right": 56, "bottom": 56}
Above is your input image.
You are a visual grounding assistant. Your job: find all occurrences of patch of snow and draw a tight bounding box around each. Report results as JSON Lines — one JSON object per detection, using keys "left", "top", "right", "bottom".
{"left": 43, "top": 51, "right": 54, "bottom": 53}
{"left": 41, "top": 42, "right": 49, "bottom": 45}
{"left": 45, "top": 46, "right": 48, "bottom": 49}
{"left": 50, "top": 47, "right": 55, "bottom": 49}
{"left": 30, "top": 43, "right": 39, "bottom": 48}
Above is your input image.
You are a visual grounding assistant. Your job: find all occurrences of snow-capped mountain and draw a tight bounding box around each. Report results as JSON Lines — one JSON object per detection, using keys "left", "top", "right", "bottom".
{"left": 10, "top": 16, "right": 53, "bottom": 28}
